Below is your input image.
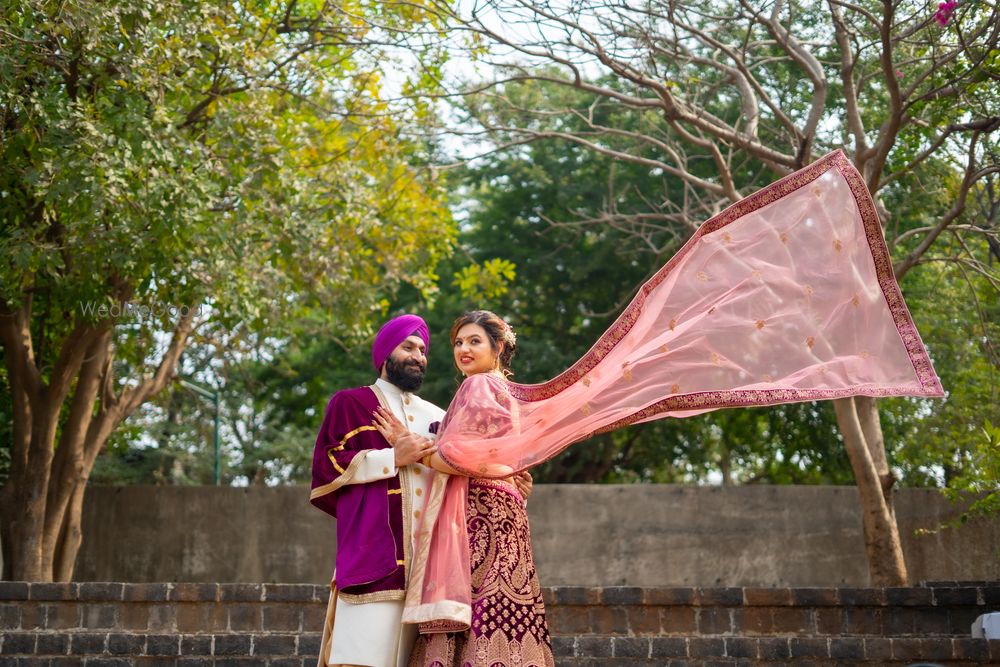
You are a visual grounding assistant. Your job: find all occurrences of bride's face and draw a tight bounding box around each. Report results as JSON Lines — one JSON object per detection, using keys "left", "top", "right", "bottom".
{"left": 453, "top": 323, "right": 500, "bottom": 376}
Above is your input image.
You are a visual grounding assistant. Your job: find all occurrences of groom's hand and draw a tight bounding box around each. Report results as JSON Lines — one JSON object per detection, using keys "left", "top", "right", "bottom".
{"left": 392, "top": 433, "right": 437, "bottom": 467}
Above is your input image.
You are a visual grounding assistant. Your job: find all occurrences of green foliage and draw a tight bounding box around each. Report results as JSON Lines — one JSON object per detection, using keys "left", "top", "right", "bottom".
{"left": 1, "top": 0, "right": 454, "bottom": 347}
{"left": 944, "top": 419, "right": 1000, "bottom": 522}
{"left": 70, "top": 2, "right": 999, "bottom": 492}
{"left": 1, "top": 0, "right": 455, "bottom": 487}
{"left": 452, "top": 258, "right": 517, "bottom": 300}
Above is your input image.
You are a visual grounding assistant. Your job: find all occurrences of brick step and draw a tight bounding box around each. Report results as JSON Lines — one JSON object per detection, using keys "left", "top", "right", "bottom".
{"left": 2, "top": 630, "right": 998, "bottom": 666}
{"left": 546, "top": 585, "right": 992, "bottom": 637}
{"left": 0, "top": 629, "right": 321, "bottom": 662}
{"left": 553, "top": 634, "right": 1000, "bottom": 665}
{"left": 3, "top": 583, "right": 999, "bottom": 665}
{"left": 3, "top": 583, "right": 997, "bottom": 638}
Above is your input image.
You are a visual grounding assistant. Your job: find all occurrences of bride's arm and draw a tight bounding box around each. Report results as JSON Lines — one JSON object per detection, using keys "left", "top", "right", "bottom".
{"left": 420, "top": 450, "right": 462, "bottom": 475}
{"left": 407, "top": 373, "right": 518, "bottom": 478}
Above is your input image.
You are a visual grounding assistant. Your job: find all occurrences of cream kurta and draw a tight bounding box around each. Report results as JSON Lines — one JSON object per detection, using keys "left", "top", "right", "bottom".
{"left": 328, "top": 378, "right": 444, "bottom": 667}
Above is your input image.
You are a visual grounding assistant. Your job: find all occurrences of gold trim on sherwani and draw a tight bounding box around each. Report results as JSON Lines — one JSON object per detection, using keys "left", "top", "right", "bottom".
{"left": 371, "top": 383, "right": 414, "bottom": 583}
{"left": 310, "top": 450, "right": 374, "bottom": 499}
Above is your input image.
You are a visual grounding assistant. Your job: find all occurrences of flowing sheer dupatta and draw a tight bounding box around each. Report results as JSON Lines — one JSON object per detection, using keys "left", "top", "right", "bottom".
{"left": 402, "top": 150, "right": 944, "bottom": 631}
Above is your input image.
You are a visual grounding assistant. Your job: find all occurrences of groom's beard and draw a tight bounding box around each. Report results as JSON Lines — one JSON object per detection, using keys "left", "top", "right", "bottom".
{"left": 385, "top": 355, "right": 426, "bottom": 392}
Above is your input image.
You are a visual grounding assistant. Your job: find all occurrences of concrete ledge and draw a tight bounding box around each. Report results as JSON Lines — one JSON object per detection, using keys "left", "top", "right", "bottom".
{"left": 73, "top": 485, "right": 1000, "bottom": 587}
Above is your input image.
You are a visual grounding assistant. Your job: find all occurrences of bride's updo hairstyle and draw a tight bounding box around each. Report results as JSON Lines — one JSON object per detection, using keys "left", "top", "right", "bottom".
{"left": 450, "top": 310, "right": 517, "bottom": 376}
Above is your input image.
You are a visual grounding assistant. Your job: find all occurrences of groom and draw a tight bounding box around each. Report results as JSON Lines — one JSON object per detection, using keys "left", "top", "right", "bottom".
{"left": 310, "top": 313, "right": 444, "bottom": 667}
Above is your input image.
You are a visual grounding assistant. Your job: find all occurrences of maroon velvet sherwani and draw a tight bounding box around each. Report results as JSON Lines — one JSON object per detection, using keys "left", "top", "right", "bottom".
{"left": 310, "top": 379, "right": 445, "bottom": 667}
{"left": 311, "top": 385, "right": 407, "bottom": 596}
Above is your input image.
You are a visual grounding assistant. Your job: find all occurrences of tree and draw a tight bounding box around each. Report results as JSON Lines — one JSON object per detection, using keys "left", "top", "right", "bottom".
{"left": 0, "top": 0, "right": 454, "bottom": 581}
{"left": 462, "top": 77, "right": 877, "bottom": 484}
{"left": 426, "top": 0, "right": 1000, "bottom": 584}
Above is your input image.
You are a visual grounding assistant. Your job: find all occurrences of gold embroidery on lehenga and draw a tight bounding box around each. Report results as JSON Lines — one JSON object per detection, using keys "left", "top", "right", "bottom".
{"left": 659, "top": 344, "right": 669, "bottom": 353}
{"left": 410, "top": 481, "right": 554, "bottom": 666}
{"left": 852, "top": 293, "right": 861, "bottom": 307}
{"left": 711, "top": 352, "right": 722, "bottom": 365}
{"left": 806, "top": 336, "right": 816, "bottom": 350}
{"left": 755, "top": 319, "right": 766, "bottom": 330}
{"left": 779, "top": 231, "right": 789, "bottom": 244}
{"left": 669, "top": 318, "right": 677, "bottom": 331}
{"left": 833, "top": 239, "right": 843, "bottom": 252}
{"left": 580, "top": 403, "right": 592, "bottom": 416}
{"left": 697, "top": 271, "right": 709, "bottom": 282}
{"left": 670, "top": 383, "right": 680, "bottom": 393}
{"left": 804, "top": 284, "right": 814, "bottom": 296}
{"left": 581, "top": 376, "right": 591, "bottom": 387}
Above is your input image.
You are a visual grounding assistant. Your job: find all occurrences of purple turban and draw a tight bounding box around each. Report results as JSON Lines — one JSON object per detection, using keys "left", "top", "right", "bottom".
{"left": 372, "top": 314, "right": 430, "bottom": 370}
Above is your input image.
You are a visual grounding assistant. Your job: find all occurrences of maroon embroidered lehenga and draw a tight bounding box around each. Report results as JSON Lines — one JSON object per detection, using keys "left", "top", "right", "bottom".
{"left": 407, "top": 479, "right": 554, "bottom": 667}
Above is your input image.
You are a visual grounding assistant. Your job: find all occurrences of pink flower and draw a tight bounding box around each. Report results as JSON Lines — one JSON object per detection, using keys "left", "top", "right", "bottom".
{"left": 895, "top": 69, "right": 904, "bottom": 78}
{"left": 934, "top": 0, "right": 959, "bottom": 26}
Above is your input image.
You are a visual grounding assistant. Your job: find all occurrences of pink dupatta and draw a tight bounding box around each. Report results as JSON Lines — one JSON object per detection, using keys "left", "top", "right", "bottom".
{"left": 402, "top": 150, "right": 943, "bottom": 630}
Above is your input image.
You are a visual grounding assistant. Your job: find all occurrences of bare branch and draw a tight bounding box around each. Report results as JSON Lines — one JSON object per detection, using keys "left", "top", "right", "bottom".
{"left": 120, "top": 299, "right": 203, "bottom": 414}
{"left": 894, "top": 133, "right": 1000, "bottom": 280}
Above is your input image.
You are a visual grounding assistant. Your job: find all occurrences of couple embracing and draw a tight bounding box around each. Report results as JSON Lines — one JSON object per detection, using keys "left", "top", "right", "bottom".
{"left": 310, "top": 151, "right": 945, "bottom": 667}
{"left": 310, "top": 310, "right": 552, "bottom": 667}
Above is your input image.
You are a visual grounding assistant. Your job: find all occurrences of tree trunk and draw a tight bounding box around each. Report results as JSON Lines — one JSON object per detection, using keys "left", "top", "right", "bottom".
{"left": 42, "top": 329, "right": 112, "bottom": 578}
{"left": 0, "top": 299, "right": 199, "bottom": 581}
{"left": 53, "top": 480, "right": 86, "bottom": 582}
{"left": 833, "top": 397, "right": 908, "bottom": 586}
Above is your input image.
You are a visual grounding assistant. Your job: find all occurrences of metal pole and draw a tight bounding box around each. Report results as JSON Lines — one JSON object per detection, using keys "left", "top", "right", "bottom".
{"left": 213, "top": 393, "right": 221, "bottom": 486}
{"left": 179, "top": 379, "right": 221, "bottom": 486}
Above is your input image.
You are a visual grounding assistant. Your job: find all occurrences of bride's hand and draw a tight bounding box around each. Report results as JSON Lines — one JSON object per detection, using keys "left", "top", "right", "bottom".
{"left": 513, "top": 471, "right": 533, "bottom": 500}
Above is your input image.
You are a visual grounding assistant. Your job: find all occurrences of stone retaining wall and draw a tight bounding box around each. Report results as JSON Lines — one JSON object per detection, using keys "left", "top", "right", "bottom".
{"left": 73, "top": 485, "right": 1000, "bottom": 587}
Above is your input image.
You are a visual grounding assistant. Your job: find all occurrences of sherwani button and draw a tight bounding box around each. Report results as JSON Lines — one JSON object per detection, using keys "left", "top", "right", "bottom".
{"left": 407, "top": 415, "right": 414, "bottom": 421}
{"left": 414, "top": 510, "right": 421, "bottom": 518}
{"left": 382, "top": 467, "right": 389, "bottom": 474}
{"left": 416, "top": 488, "right": 422, "bottom": 496}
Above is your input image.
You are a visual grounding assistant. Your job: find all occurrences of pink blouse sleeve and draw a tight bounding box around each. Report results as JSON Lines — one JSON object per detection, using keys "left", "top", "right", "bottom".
{"left": 435, "top": 373, "right": 520, "bottom": 477}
